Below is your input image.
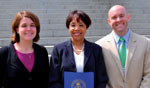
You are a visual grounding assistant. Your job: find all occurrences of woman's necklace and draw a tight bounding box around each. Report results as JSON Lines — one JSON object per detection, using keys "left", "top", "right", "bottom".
{"left": 73, "top": 44, "right": 84, "bottom": 54}
{"left": 25, "top": 53, "right": 33, "bottom": 59}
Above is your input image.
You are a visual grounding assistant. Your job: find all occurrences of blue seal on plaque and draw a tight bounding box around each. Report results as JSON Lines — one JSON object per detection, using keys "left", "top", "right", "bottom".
{"left": 64, "top": 72, "right": 94, "bottom": 88}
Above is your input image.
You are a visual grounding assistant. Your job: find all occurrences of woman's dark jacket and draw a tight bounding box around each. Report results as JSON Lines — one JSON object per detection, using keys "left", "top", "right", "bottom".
{"left": 49, "top": 39, "right": 108, "bottom": 88}
{"left": 0, "top": 42, "right": 49, "bottom": 88}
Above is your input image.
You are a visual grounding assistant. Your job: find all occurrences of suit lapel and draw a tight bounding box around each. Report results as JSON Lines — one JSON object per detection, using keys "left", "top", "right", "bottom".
{"left": 65, "top": 40, "right": 76, "bottom": 71}
{"left": 108, "top": 33, "right": 124, "bottom": 77}
{"left": 125, "top": 32, "right": 137, "bottom": 76}
{"left": 84, "top": 40, "right": 91, "bottom": 67}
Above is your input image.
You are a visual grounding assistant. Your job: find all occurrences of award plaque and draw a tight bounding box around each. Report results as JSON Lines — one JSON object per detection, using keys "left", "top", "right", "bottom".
{"left": 64, "top": 72, "right": 94, "bottom": 88}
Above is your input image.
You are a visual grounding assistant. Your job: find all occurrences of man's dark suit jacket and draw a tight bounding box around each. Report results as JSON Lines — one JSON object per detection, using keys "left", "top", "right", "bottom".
{"left": 49, "top": 39, "right": 108, "bottom": 88}
{"left": 0, "top": 42, "right": 49, "bottom": 88}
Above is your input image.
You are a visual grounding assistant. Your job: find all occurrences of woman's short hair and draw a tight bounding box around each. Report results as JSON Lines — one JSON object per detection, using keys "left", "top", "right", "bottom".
{"left": 66, "top": 10, "right": 92, "bottom": 29}
{"left": 11, "top": 11, "right": 40, "bottom": 42}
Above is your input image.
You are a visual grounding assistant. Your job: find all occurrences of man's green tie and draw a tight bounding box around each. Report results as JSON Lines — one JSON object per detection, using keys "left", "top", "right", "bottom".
{"left": 119, "top": 37, "right": 126, "bottom": 68}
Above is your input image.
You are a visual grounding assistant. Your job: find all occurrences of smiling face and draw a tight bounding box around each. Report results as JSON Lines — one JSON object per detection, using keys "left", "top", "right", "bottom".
{"left": 17, "top": 17, "right": 36, "bottom": 42}
{"left": 69, "top": 18, "right": 87, "bottom": 42}
{"left": 108, "top": 5, "right": 130, "bottom": 36}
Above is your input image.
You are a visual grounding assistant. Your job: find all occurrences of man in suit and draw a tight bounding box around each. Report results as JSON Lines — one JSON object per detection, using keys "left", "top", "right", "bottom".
{"left": 96, "top": 5, "right": 150, "bottom": 88}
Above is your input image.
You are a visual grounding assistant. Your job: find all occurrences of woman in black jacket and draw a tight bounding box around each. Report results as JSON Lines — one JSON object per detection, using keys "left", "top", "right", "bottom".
{"left": 49, "top": 10, "right": 108, "bottom": 88}
{"left": 0, "top": 11, "right": 49, "bottom": 88}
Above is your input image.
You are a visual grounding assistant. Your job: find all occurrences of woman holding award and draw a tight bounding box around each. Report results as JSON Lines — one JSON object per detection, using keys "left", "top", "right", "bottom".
{"left": 49, "top": 10, "right": 108, "bottom": 88}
